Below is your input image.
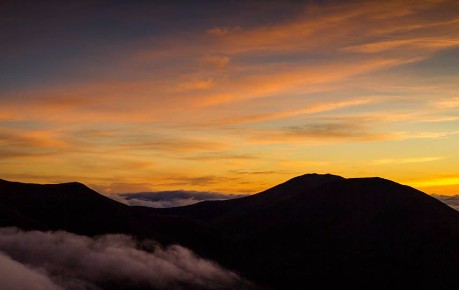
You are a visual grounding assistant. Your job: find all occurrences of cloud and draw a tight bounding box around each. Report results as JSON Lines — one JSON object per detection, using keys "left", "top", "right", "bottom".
{"left": 432, "top": 195, "right": 459, "bottom": 211}
{"left": 90, "top": 182, "right": 156, "bottom": 195}
{"left": 200, "top": 55, "right": 230, "bottom": 69}
{"left": 181, "top": 153, "right": 259, "bottom": 161}
{"left": 0, "top": 227, "right": 251, "bottom": 290}
{"left": 0, "top": 252, "right": 63, "bottom": 290}
{"left": 113, "top": 190, "right": 247, "bottom": 208}
{"left": 213, "top": 98, "right": 374, "bottom": 125}
{"left": 206, "top": 0, "right": 459, "bottom": 55}
{"left": 433, "top": 97, "right": 459, "bottom": 109}
{"left": 245, "top": 122, "right": 391, "bottom": 144}
{"left": 207, "top": 27, "right": 232, "bottom": 36}
{"left": 410, "top": 177, "right": 459, "bottom": 188}
{"left": 177, "top": 78, "right": 214, "bottom": 91}
{"left": 373, "top": 157, "right": 444, "bottom": 164}
{"left": 229, "top": 170, "right": 294, "bottom": 176}
{"left": 0, "top": 128, "right": 71, "bottom": 161}
{"left": 191, "top": 57, "right": 420, "bottom": 108}
{"left": 0, "top": 126, "right": 229, "bottom": 170}
{"left": 65, "top": 129, "right": 229, "bottom": 154}
{"left": 244, "top": 121, "right": 459, "bottom": 145}
{"left": 157, "top": 175, "right": 239, "bottom": 187}
{"left": 343, "top": 38, "right": 459, "bottom": 54}
{"left": 287, "top": 123, "right": 368, "bottom": 139}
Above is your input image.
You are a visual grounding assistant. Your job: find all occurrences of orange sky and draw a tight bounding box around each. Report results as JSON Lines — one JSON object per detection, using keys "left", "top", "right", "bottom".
{"left": 1, "top": 0, "right": 459, "bottom": 194}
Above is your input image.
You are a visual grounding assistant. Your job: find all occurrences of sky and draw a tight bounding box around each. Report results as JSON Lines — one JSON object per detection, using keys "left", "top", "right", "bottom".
{"left": 1, "top": 0, "right": 459, "bottom": 195}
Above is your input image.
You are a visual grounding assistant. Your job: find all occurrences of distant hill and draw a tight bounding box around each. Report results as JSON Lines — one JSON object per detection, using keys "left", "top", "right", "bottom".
{"left": 0, "top": 178, "right": 223, "bottom": 257}
{"left": 1, "top": 174, "right": 459, "bottom": 289}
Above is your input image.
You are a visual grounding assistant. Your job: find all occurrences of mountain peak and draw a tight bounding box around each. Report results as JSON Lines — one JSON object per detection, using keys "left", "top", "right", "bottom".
{"left": 266, "top": 172, "right": 345, "bottom": 192}
{"left": 0, "top": 179, "right": 98, "bottom": 198}
{"left": 58, "top": 181, "right": 92, "bottom": 191}
{"left": 287, "top": 173, "right": 344, "bottom": 182}
{"left": 236, "top": 173, "right": 346, "bottom": 205}
{"left": 0, "top": 178, "right": 128, "bottom": 235}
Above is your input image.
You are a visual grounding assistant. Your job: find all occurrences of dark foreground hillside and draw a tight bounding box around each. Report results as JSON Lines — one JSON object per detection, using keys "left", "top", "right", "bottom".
{"left": 1, "top": 174, "right": 459, "bottom": 289}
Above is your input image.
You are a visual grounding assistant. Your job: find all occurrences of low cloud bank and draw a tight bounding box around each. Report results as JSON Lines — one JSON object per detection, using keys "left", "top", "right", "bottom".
{"left": 0, "top": 252, "right": 62, "bottom": 290}
{"left": 111, "top": 190, "right": 248, "bottom": 208}
{"left": 0, "top": 227, "right": 250, "bottom": 290}
{"left": 432, "top": 195, "right": 459, "bottom": 211}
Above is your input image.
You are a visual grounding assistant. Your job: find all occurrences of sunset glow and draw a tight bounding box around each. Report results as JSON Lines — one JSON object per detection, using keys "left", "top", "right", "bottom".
{"left": 1, "top": 0, "right": 459, "bottom": 194}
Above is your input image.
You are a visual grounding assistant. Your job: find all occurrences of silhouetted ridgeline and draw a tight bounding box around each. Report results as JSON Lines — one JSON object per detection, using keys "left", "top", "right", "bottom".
{"left": 1, "top": 174, "right": 459, "bottom": 290}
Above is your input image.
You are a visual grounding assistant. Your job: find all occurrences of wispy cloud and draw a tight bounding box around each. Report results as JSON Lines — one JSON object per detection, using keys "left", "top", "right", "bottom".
{"left": 181, "top": 153, "right": 259, "bottom": 161}
{"left": 200, "top": 55, "right": 231, "bottom": 69}
{"left": 409, "top": 177, "right": 459, "bottom": 188}
{"left": 229, "top": 170, "right": 293, "bottom": 176}
{"left": 342, "top": 38, "right": 459, "bottom": 54}
{"left": 373, "top": 157, "right": 444, "bottom": 164}
{"left": 244, "top": 122, "right": 393, "bottom": 144}
{"left": 214, "top": 98, "right": 375, "bottom": 125}
{"left": 111, "top": 190, "right": 247, "bottom": 208}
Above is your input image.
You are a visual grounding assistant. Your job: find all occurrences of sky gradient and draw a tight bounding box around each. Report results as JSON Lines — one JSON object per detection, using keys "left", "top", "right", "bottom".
{"left": 1, "top": 0, "right": 459, "bottom": 195}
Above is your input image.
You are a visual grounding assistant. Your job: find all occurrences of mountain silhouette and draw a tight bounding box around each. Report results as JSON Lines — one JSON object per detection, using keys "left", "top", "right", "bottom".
{"left": 1, "top": 174, "right": 459, "bottom": 289}
{"left": 0, "top": 178, "right": 222, "bottom": 255}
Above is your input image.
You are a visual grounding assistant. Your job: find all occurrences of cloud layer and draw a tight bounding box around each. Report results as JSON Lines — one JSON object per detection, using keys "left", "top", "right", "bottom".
{"left": 432, "top": 195, "right": 459, "bottom": 211}
{"left": 0, "top": 252, "right": 62, "bottom": 290}
{"left": 0, "top": 227, "right": 250, "bottom": 290}
{"left": 111, "top": 190, "right": 247, "bottom": 208}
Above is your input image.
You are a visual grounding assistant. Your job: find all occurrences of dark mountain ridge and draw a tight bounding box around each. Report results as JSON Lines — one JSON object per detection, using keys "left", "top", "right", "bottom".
{"left": 1, "top": 174, "right": 459, "bottom": 289}
{"left": 160, "top": 175, "right": 459, "bottom": 289}
{"left": 0, "top": 179, "right": 126, "bottom": 233}
{"left": 0, "top": 178, "right": 222, "bottom": 256}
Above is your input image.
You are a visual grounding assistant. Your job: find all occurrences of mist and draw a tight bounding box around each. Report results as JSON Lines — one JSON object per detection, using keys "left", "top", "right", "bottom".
{"left": 0, "top": 227, "right": 251, "bottom": 290}
{"left": 110, "top": 190, "right": 248, "bottom": 208}
{"left": 432, "top": 194, "right": 459, "bottom": 211}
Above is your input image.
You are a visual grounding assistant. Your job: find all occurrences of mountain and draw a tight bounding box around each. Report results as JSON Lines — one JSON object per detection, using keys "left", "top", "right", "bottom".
{"left": 161, "top": 174, "right": 459, "bottom": 289}
{"left": 1, "top": 175, "right": 459, "bottom": 289}
{"left": 0, "top": 178, "right": 223, "bottom": 257}
{"left": 0, "top": 179, "right": 129, "bottom": 233}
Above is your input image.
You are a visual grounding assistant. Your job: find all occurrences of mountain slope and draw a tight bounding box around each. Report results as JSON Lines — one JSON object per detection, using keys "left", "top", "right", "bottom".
{"left": 0, "top": 179, "right": 130, "bottom": 234}
{"left": 0, "top": 179, "right": 223, "bottom": 257}
{"left": 161, "top": 175, "right": 459, "bottom": 289}
{"left": 156, "top": 173, "right": 344, "bottom": 223}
